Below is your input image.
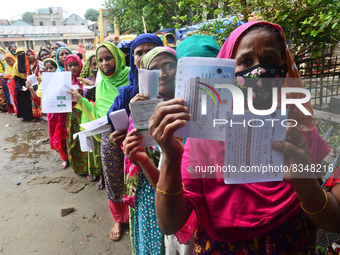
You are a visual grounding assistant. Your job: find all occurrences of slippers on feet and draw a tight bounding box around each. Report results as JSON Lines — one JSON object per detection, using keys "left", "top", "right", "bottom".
{"left": 96, "top": 181, "right": 105, "bottom": 190}
{"left": 109, "top": 225, "right": 122, "bottom": 241}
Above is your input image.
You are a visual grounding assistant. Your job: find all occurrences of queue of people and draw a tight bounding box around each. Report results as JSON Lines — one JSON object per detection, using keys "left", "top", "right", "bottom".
{"left": 1, "top": 21, "right": 340, "bottom": 255}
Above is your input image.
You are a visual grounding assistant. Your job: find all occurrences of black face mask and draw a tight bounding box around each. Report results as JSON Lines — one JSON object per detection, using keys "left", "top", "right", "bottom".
{"left": 91, "top": 69, "right": 98, "bottom": 76}
{"left": 234, "top": 64, "right": 285, "bottom": 106}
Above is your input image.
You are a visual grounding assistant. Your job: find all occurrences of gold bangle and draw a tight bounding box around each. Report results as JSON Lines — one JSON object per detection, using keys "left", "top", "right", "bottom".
{"left": 301, "top": 189, "right": 328, "bottom": 215}
{"left": 156, "top": 183, "right": 184, "bottom": 196}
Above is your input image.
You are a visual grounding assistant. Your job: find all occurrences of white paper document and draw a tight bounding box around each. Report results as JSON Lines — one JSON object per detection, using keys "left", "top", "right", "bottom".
{"left": 130, "top": 99, "right": 163, "bottom": 147}
{"left": 78, "top": 116, "right": 111, "bottom": 137}
{"left": 224, "top": 110, "right": 287, "bottom": 184}
{"left": 138, "top": 69, "right": 160, "bottom": 99}
{"left": 109, "top": 109, "right": 129, "bottom": 131}
{"left": 27, "top": 74, "right": 39, "bottom": 86}
{"left": 174, "top": 57, "right": 236, "bottom": 141}
{"left": 42, "top": 72, "right": 72, "bottom": 113}
{"left": 78, "top": 133, "right": 95, "bottom": 152}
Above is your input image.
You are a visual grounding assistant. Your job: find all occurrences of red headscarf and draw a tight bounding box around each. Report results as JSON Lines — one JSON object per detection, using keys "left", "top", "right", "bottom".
{"left": 25, "top": 49, "right": 37, "bottom": 77}
{"left": 64, "top": 54, "right": 83, "bottom": 86}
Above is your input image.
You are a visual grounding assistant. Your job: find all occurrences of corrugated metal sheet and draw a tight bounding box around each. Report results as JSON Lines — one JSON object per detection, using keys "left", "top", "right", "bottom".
{"left": 0, "top": 26, "right": 94, "bottom": 36}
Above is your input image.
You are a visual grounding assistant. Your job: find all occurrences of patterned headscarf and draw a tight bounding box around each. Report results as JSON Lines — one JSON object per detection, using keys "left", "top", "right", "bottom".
{"left": 140, "top": 46, "right": 176, "bottom": 69}
{"left": 64, "top": 54, "right": 83, "bottom": 85}
{"left": 217, "top": 21, "right": 315, "bottom": 131}
{"left": 25, "top": 49, "right": 37, "bottom": 77}
{"left": 80, "top": 53, "right": 95, "bottom": 79}
{"left": 56, "top": 46, "right": 72, "bottom": 72}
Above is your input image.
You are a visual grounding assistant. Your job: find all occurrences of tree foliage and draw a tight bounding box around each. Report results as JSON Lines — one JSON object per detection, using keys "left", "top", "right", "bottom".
{"left": 104, "top": 0, "right": 340, "bottom": 59}
{"left": 22, "top": 12, "right": 34, "bottom": 24}
{"left": 178, "top": 0, "right": 340, "bottom": 60}
{"left": 104, "top": 0, "right": 195, "bottom": 34}
{"left": 85, "top": 8, "right": 99, "bottom": 22}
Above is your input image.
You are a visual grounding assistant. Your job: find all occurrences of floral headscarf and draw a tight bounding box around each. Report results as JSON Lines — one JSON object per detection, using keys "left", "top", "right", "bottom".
{"left": 217, "top": 21, "right": 315, "bottom": 131}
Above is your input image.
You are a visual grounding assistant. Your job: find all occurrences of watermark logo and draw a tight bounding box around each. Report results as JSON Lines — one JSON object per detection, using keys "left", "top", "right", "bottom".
{"left": 200, "top": 81, "right": 312, "bottom": 116}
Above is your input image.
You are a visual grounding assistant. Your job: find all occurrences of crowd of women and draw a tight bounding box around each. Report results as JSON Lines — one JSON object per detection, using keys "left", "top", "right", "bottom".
{"left": 1, "top": 20, "right": 340, "bottom": 255}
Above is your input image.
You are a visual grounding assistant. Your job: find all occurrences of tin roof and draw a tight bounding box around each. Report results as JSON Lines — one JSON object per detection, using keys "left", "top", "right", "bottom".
{"left": 0, "top": 25, "right": 94, "bottom": 36}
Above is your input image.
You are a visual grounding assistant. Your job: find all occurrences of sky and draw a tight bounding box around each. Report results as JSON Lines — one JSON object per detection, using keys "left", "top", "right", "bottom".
{"left": 3, "top": 0, "right": 106, "bottom": 21}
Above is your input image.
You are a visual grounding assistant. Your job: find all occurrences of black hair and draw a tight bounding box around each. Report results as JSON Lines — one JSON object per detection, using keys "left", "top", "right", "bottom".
{"left": 8, "top": 44, "right": 17, "bottom": 52}
{"left": 232, "top": 23, "right": 286, "bottom": 60}
{"left": 44, "top": 60, "right": 58, "bottom": 69}
{"left": 76, "top": 53, "right": 83, "bottom": 60}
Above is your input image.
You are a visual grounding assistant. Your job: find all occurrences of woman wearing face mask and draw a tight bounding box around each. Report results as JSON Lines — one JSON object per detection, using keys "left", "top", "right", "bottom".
{"left": 122, "top": 46, "right": 177, "bottom": 254}
{"left": 13, "top": 49, "right": 34, "bottom": 120}
{"left": 56, "top": 47, "right": 72, "bottom": 72}
{"left": 8, "top": 44, "right": 17, "bottom": 57}
{"left": 67, "top": 42, "right": 130, "bottom": 238}
{"left": 78, "top": 53, "right": 103, "bottom": 183}
{"left": 64, "top": 54, "right": 88, "bottom": 175}
{"left": 27, "top": 59, "right": 69, "bottom": 169}
{"left": 148, "top": 21, "right": 335, "bottom": 254}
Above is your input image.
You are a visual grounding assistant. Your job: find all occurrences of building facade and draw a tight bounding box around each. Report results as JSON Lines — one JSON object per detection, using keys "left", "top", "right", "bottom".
{"left": 0, "top": 26, "right": 95, "bottom": 51}
{"left": 33, "top": 7, "right": 63, "bottom": 26}
{"left": 62, "top": 13, "right": 88, "bottom": 26}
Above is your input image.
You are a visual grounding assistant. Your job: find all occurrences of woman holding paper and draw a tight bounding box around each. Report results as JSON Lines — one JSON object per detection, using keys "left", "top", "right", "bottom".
{"left": 67, "top": 42, "right": 130, "bottom": 239}
{"left": 147, "top": 21, "right": 335, "bottom": 254}
{"left": 64, "top": 54, "right": 88, "bottom": 176}
{"left": 121, "top": 46, "right": 179, "bottom": 254}
{"left": 26, "top": 58, "right": 69, "bottom": 169}
{"left": 122, "top": 36, "right": 221, "bottom": 255}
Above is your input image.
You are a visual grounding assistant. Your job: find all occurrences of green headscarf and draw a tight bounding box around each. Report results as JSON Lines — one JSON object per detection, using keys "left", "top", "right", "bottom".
{"left": 80, "top": 53, "right": 95, "bottom": 79}
{"left": 177, "top": 35, "right": 221, "bottom": 59}
{"left": 140, "top": 46, "right": 177, "bottom": 69}
{"left": 94, "top": 42, "right": 130, "bottom": 118}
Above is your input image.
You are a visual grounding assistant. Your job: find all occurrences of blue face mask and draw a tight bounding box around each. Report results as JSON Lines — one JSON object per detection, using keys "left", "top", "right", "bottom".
{"left": 235, "top": 64, "right": 285, "bottom": 106}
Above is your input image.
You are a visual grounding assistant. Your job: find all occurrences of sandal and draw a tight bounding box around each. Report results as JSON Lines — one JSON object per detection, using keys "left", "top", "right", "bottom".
{"left": 96, "top": 181, "right": 105, "bottom": 190}
{"left": 109, "top": 224, "right": 122, "bottom": 241}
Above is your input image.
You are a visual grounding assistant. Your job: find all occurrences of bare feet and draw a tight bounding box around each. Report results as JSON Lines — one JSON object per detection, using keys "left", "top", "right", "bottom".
{"left": 109, "top": 222, "right": 122, "bottom": 241}
{"left": 60, "top": 161, "right": 69, "bottom": 169}
{"left": 87, "top": 175, "right": 96, "bottom": 181}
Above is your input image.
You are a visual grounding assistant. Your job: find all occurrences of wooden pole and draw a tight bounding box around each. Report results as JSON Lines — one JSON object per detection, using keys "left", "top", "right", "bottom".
{"left": 142, "top": 16, "right": 147, "bottom": 33}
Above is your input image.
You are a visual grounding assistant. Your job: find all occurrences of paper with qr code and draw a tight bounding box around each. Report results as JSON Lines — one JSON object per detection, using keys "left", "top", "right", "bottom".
{"left": 130, "top": 99, "right": 163, "bottom": 147}
{"left": 174, "top": 57, "right": 235, "bottom": 141}
{"left": 224, "top": 110, "right": 287, "bottom": 184}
